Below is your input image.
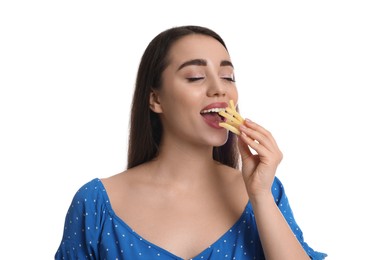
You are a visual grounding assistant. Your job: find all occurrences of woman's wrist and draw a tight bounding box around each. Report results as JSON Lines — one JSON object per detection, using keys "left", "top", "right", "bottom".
{"left": 248, "top": 189, "right": 275, "bottom": 207}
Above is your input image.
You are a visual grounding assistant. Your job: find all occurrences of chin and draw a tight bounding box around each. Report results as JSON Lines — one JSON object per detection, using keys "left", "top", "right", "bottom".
{"left": 208, "top": 131, "right": 229, "bottom": 147}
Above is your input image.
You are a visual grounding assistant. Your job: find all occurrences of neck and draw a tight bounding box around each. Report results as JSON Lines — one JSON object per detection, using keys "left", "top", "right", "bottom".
{"left": 150, "top": 136, "right": 221, "bottom": 188}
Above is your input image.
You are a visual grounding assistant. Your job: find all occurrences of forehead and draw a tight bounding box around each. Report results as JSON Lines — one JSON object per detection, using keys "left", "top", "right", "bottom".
{"left": 167, "top": 34, "right": 231, "bottom": 66}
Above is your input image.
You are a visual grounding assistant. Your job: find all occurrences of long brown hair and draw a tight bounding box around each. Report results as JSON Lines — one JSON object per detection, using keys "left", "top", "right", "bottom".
{"left": 127, "top": 25, "right": 239, "bottom": 169}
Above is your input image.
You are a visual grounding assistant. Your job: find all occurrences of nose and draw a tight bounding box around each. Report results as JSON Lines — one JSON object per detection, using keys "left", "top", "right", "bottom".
{"left": 206, "top": 76, "right": 226, "bottom": 97}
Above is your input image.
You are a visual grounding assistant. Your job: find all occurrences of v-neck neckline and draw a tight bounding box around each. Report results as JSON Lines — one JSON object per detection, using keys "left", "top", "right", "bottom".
{"left": 97, "top": 178, "right": 251, "bottom": 260}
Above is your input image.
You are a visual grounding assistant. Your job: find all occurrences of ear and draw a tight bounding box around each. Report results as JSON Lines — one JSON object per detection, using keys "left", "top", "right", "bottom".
{"left": 149, "top": 90, "right": 163, "bottom": 113}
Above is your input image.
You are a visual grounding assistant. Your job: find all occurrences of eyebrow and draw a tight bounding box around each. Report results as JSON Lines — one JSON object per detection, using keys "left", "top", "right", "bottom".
{"left": 177, "top": 59, "right": 234, "bottom": 71}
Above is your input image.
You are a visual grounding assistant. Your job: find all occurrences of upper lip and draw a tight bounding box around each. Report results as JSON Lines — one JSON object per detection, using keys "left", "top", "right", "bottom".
{"left": 200, "top": 102, "right": 228, "bottom": 113}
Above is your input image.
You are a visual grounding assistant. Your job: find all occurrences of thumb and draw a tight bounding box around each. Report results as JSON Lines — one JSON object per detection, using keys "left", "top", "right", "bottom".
{"left": 237, "top": 137, "right": 252, "bottom": 162}
{"left": 237, "top": 136, "right": 257, "bottom": 180}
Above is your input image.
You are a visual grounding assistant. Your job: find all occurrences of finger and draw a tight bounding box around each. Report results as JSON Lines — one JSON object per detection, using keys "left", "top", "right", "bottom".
{"left": 237, "top": 134, "right": 253, "bottom": 161}
{"left": 244, "top": 119, "right": 279, "bottom": 148}
{"left": 239, "top": 130, "right": 272, "bottom": 160}
{"left": 239, "top": 123, "right": 275, "bottom": 152}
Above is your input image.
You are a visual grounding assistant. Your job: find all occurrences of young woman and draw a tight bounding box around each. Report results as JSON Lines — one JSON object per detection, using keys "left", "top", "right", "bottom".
{"left": 55, "top": 25, "right": 327, "bottom": 260}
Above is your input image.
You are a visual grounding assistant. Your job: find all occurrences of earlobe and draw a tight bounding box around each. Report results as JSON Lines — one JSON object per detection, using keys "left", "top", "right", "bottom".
{"left": 149, "top": 91, "right": 163, "bottom": 113}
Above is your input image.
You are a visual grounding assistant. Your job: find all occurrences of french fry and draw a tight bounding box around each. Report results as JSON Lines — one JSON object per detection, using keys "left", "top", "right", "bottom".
{"left": 225, "top": 107, "right": 244, "bottom": 123}
{"left": 219, "top": 122, "right": 241, "bottom": 135}
{"left": 218, "top": 110, "right": 242, "bottom": 126}
{"left": 218, "top": 99, "right": 244, "bottom": 135}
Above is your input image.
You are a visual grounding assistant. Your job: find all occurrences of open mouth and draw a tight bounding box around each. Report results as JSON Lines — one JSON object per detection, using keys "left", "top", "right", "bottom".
{"left": 200, "top": 108, "right": 226, "bottom": 124}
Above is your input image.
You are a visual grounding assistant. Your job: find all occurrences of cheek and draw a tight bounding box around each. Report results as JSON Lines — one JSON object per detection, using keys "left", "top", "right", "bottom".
{"left": 229, "top": 86, "right": 239, "bottom": 102}
{"left": 159, "top": 88, "right": 198, "bottom": 119}
{"left": 164, "top": 84, "right": 204, "bottom": 107}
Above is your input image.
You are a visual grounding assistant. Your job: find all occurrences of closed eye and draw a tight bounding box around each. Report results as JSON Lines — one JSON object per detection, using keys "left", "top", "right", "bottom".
{"left": 187, "top": 77, "right": 204, "bottom": 82}
{"left": 222, "top": 77, "right": 236, "bottom": 82}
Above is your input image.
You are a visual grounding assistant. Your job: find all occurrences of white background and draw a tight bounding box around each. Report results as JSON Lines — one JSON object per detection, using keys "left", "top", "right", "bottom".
{"left": 1, "top": 1, "right": 389, "bottom": 259}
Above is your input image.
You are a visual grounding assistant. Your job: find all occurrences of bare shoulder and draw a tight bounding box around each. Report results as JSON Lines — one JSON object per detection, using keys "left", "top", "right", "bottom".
{"left": 101, "top": 168, "right": 136, "bottom": 188}
{"left": 100, "top": 163, "right": 153, "bottom": 199}
{"left": 100, "top": 170, "right": 129, "bottom": 194}
{"left": 99, "top": 163, "right": 159, "bottom": 219}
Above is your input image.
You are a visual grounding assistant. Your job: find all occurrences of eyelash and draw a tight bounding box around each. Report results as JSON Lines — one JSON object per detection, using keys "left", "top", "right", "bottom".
{"left": 222, "top": 77, "right": 236, "bottom": 82}
{"left": 187, "top": 77, "right": 204, "bottom": 82}
{"left": 187, "top": 77, "right": 236, "bottom": 82}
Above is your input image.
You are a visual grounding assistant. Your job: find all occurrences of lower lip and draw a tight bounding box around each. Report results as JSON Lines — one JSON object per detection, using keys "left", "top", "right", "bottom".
{"left": 202, "top": 117, "right": 224, "bottom": 129}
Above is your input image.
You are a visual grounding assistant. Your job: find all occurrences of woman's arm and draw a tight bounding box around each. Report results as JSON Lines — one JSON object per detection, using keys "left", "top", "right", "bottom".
{"left": 238, "top": 119, "right": 310, "bottom": 260}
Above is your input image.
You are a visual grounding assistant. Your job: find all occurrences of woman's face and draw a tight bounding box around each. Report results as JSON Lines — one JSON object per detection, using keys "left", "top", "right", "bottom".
{"left": 152, "top": 34, "right": 238, "bottom": 147}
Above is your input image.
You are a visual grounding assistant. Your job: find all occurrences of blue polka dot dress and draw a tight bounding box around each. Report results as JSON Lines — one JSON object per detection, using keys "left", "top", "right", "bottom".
{"left": 55, "top": 177, "right": 327, "bottom": 259}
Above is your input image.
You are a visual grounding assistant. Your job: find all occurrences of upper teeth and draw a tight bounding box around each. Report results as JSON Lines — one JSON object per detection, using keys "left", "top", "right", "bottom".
{"left": 201, "top": 108, "right": 225, "bottom": 113}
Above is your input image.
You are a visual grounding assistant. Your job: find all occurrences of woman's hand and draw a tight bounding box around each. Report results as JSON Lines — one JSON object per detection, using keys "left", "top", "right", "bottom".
{"left": 238, "top": 119, "right": 283, "bottom": 200}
